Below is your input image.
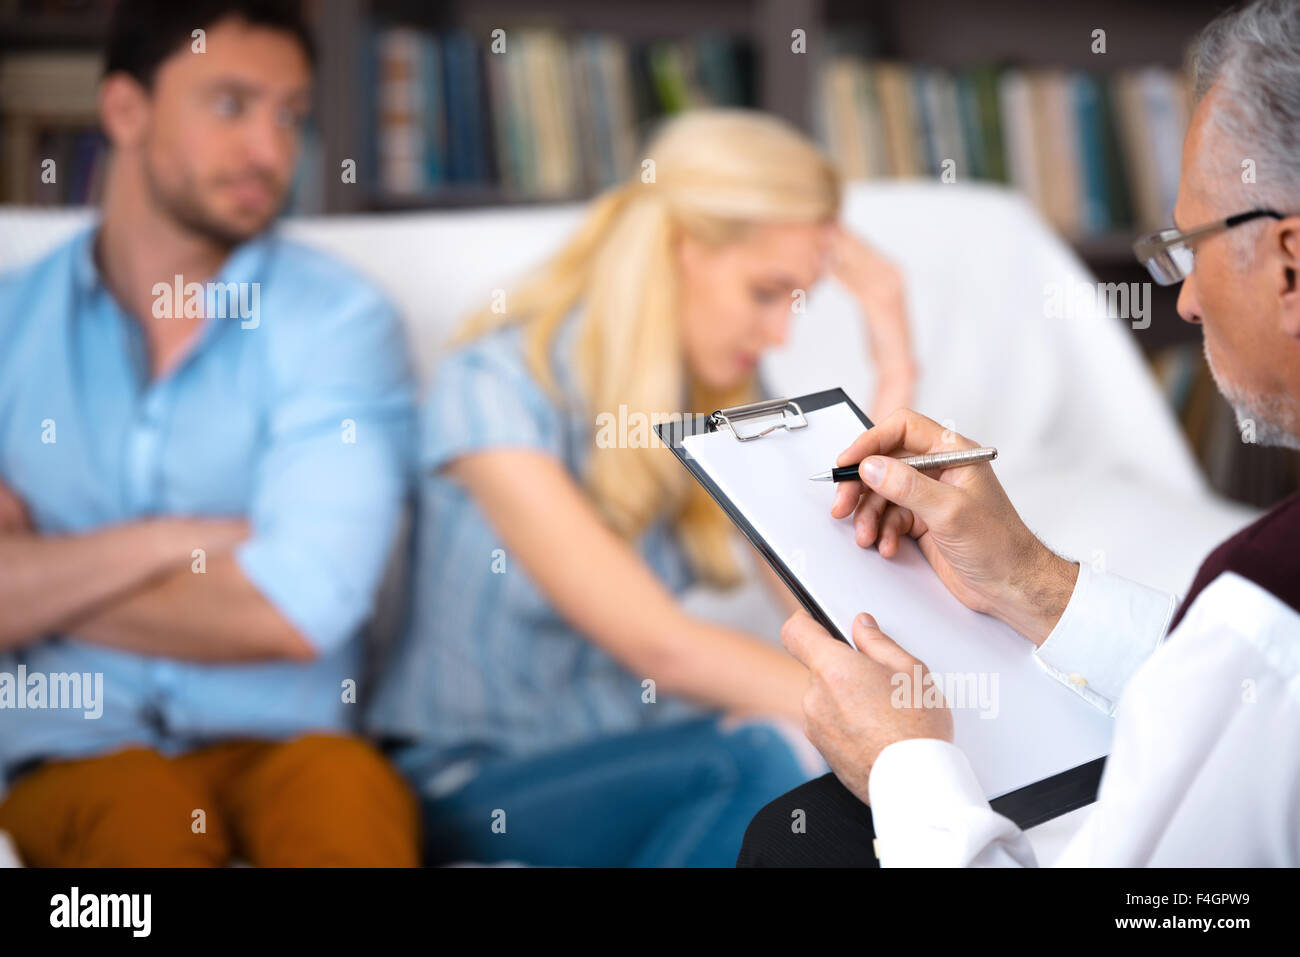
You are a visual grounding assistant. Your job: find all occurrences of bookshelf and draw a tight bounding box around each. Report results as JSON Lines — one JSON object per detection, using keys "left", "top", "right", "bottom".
{"left": 3, "top": 0, "right": 1295, "bottom": 505}
{"left": 0, "top": 0, "right": 1222, "bottom": 247}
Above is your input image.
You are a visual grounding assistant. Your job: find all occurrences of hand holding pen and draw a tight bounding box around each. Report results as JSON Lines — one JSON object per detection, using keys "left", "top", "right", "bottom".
{"left": 810, "top": 447, "right": 998, "bottom": 482}
{"left": 826, "top": 409, "right": 1077, "bottom": 648}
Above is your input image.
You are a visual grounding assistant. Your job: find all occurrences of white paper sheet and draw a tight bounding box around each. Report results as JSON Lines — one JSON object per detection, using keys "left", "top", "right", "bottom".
{"left": 683, "top": 402, "right": 1113, "bottom": 800}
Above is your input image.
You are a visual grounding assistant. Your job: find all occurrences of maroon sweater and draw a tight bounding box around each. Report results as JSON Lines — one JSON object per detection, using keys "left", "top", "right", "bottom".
{"left": 1168, "top": 491, "right": 1300, "bottom": 633}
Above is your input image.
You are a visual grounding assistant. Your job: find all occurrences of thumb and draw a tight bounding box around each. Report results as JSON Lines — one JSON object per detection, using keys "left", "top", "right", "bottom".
{"left": 851, "top": 612, "right": 917, "bottom": 673}
{"left": 857, "top": 455, "right": 957, "bottom": 528}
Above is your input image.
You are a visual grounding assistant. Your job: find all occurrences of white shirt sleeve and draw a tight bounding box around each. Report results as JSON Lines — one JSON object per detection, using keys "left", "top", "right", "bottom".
{"left": 869, "top": 738, "right": 1039, "bottom": 866}
{"left": 1056, "top": 573, "right": 1300, "bottom": 866}
{"left": 867, "top": 564, "right": 1176, "bottom": 867}
{"left": 1031, "top": 561, "right": 1177, "bottom": 715}
{"left": 869, "top": 571, "right": 1300, "bottom": 867}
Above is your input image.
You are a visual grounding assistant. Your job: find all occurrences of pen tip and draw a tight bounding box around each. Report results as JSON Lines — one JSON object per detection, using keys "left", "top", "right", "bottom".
{"left": 808, "top": 471, "right": 831, "bottom": 481}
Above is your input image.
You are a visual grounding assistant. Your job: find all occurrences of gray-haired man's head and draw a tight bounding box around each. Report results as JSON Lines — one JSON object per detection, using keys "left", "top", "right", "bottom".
{"left": 1177, "top": 0, "right": 1300, "bottom": 449}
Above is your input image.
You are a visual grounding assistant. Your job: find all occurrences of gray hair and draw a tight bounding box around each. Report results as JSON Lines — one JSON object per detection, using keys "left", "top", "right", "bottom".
{"left": 1190, "top": 0, "right": 1300, "bottom": 224}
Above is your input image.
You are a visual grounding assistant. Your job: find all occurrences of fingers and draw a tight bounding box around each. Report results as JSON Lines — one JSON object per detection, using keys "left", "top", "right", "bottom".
{"left": 836, "top": 408, "right": 971, "bottom": 468}
{"left": 824, "top": 226, "right": 850, "bottom": 279}
{"left": 832, "top": 409, "right": 950, "bottom": 521}
{"left": 877, "top": 504, "right": 915, "bottom": 557}
{"left": 830, "top": 476, "right": 863, "bottom": 519}
{"left": 851, "top": 613, "right": 918, "bottom": 673}
{"left": 856, "top": 454, "right": 959, "bottom": 530}
{"left": 191, "top": 518, "right": 252, "bottom": 554}
{"left": 829, "top": 223, "right": 892, "bottom": 268}
{"left": 826, "top": 222, "right": 856, "bottom": 260}
{"left": 852, "top": 490, "right": 888, "bottom": 547}
{"left": 780, "top": 610, "right": 838, "bottom": 668}
{"left": 848, "top": 492, "right": 917, "bottom": 557}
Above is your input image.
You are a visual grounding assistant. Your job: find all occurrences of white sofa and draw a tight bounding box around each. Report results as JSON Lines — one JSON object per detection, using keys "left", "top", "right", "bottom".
{"left": 0, "top": 181, "right": 1258, "bottom": 864}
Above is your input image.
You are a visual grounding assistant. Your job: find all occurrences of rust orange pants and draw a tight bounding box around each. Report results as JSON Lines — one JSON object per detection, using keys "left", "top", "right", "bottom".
{"left": 0, "top": 733, "right": 419, "bottom": 867}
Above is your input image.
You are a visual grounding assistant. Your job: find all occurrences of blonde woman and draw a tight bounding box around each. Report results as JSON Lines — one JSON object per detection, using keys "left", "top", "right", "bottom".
{"left": 368, "top": 108, "right": 917, "bottom": 866}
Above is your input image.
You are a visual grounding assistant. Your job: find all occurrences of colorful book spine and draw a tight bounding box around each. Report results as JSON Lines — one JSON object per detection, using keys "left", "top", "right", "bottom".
{"left": 815, "top": 57, "right": 1191, "bottom": 240}
{"left": 364, "top": 22, "right": 755, "bottom": 203}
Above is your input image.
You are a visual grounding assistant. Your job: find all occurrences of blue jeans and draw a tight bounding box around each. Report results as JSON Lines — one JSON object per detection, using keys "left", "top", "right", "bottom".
{"left": 395, "top": 717, "right": 811, "bottom": 867}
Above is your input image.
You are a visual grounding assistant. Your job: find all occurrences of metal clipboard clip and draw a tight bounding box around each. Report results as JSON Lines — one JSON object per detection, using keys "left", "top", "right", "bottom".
{"left": 708, "top": 397, "right": 808, "bottom": 442}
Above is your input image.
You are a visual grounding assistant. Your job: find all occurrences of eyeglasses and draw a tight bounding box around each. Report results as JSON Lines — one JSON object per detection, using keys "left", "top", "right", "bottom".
{"left": 1133, "top": 208, "right": 1285, "bottom": 285}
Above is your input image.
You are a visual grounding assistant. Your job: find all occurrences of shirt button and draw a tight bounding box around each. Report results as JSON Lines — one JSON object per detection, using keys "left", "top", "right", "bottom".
{"left": 1068, "top": 673, "right": 1088, "bottom": 688}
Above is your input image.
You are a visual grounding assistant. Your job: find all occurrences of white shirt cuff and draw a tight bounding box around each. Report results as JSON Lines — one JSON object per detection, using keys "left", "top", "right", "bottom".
{"left": 1033, "top": 561, "right": 1177, "bottom": 715}
{"left": 868, "top": 738, "right": 1034, "bottom": 867}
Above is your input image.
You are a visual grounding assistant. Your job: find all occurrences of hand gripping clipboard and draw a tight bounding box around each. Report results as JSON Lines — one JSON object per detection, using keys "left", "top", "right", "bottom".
{"left": 656, "top": 388, "right": 1109, "bottom": 828}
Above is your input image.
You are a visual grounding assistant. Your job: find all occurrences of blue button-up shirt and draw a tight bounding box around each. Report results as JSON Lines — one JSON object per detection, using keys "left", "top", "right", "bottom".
{"left": 0, "top": 225, "right": 415, "bottom": 777}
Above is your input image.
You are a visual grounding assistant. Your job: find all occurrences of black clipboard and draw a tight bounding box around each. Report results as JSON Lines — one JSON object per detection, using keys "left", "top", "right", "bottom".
{"left": 656, "top": 387, "right": 1106, "bottom": 829}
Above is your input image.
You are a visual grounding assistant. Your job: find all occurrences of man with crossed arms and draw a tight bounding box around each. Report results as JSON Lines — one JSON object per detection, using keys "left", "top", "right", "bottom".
{"left": 742, "top": 0, "right": 1300, "bottom": 866}
{"left": 0, "top": 0, "right": 417, "bottom": 866}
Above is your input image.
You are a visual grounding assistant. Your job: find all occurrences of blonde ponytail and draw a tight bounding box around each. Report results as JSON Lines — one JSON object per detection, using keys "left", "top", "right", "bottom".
{"left": 456, "top": 109, "right": 842, "bottom": 586}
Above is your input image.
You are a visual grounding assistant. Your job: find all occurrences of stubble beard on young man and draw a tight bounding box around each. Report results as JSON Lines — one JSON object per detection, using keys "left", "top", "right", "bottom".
{"left": 143, "top": 152, "right": 283, "bottom": 251}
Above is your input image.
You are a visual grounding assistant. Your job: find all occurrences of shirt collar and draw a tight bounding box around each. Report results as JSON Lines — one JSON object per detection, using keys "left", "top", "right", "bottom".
{"left": 73, "top": 220, "right": 277, "bottom": 296}
{"left": 72, "top": 225, "right": 100, "bottom": 295}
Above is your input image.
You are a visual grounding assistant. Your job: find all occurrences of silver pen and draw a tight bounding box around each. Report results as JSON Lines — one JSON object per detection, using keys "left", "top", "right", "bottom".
{"left": 809, "top": 447, "right": 998, "bottom": 482}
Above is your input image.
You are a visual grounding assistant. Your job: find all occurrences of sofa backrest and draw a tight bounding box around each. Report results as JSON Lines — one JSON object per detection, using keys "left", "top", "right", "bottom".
{"left": 0, "top": 180, "right": 1203, "bottom": 492}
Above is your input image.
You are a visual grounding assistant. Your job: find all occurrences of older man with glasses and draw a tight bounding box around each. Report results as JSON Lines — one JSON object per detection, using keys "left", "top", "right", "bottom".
{"left": 739, "top": 0, "right": 1300, "bottom": 867}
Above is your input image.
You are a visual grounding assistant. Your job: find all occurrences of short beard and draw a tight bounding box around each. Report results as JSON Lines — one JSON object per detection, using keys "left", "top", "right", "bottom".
{"left": 1204, "top": 337, "right": 1300, "bottom": 451}
{"left": 143, "top": 154, "right": 279, "bottom": 249}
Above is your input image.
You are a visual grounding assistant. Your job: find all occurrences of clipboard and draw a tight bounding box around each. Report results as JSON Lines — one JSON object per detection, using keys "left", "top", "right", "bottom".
{"left": 656, "top": 388, "right": 1108, "bottom": 828}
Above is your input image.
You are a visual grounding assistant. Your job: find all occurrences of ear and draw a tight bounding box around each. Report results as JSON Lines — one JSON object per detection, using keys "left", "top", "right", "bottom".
{"left": 1276, "top": 215, "right": 1300, "bottom": 339}
{"left": 98, "top": 72, "right": 151, "bottom": 150}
